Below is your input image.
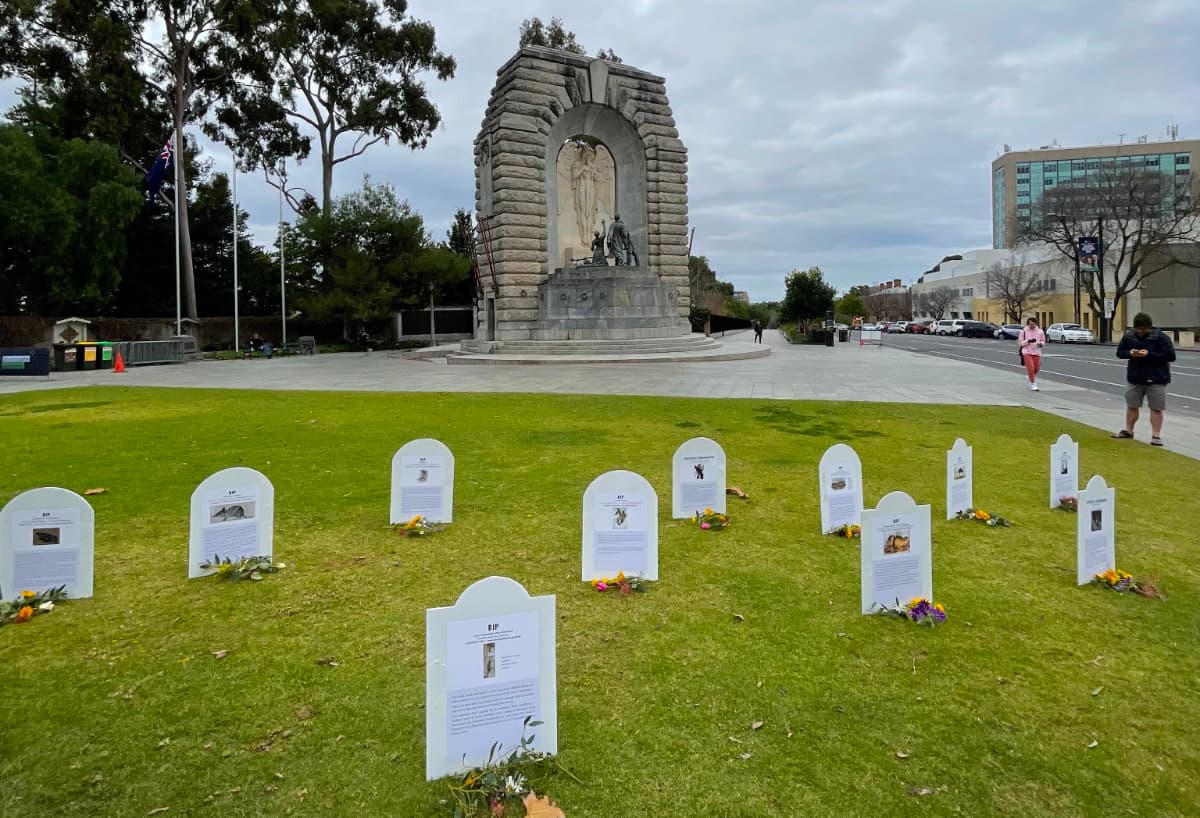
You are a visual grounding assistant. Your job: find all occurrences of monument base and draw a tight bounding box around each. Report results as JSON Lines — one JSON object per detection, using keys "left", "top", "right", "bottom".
{"left": 530, "top": 265, "right": 690, "bottom": 341}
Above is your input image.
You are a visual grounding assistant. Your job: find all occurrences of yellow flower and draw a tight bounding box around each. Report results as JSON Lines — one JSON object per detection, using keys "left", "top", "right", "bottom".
{"left": 934, "top": 603, "right": 945, "bottom": 612}
{"left": 407, "top": 514, "right": 422, "bottom": 527}
{"left": 589, "top": 579, "right": 599, "bottom": 588}
{"left": 16, "top": 605, "right": 34, "bottom": 622}
{"left": 617, "top": 571, "right": 626, "bottom": 583}
{"left": 20, "top": 590, "right": 35, "bottom": 599}
{"left": 909, "top": 597, "right": 923, "bottom": 607}
{"left": 703, "top": 507, "right": 714, "bottom": 517}
{"left": 974, "top": 510, "right": 990, "bottom": 521}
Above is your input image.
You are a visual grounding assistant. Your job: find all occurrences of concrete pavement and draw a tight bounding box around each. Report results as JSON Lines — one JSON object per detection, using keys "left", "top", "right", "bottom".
{"left": 3, "top": 329, "right": 1198, "bottom": 460}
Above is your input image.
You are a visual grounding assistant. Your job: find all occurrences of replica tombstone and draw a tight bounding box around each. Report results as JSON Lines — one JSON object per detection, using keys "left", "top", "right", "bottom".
{"left": 468, "top": 47, "right": 695, "bottom": 347}
{"left": 861, "top": 491, "right": 932, "bottom": 614}
{"left": 582, "top": 470, "right": 658, "bottom": 581}
{"left": 1076, "top": 475, "right": 1116, "bottom": 585}
{"left": 672, "top": 437, "right": 726, "bottom": 519}
{"left": 945, "top": 437, "right": 973, "bottom": 519}
{"left": 189, "top": 467, "right": 275, "bottom": 578}
{"left": 819, "top": 443, "right": 865, "bottom": 533}
{"left": 1049, "top": 434, "right": 1079, "bottom": 509}
{"left": 425, "top": 576, "right": 557, "bottom": 781}
{"left": 0, "top": 487, "right": 94, "bottom": 601}
{"left": 391, "top": 438, "right": 455, "bottom": 524}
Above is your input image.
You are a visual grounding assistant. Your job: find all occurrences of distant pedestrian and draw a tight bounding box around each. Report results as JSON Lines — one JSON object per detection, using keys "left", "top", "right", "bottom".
{"left": 1112, "top": 312, "right": 1175, "bottom": 447}
{"left": 753, "top": 321, "right": 763, "bottom": 343}
{"left": 1018, "top": 317, "right": 1045, "bottom": 391}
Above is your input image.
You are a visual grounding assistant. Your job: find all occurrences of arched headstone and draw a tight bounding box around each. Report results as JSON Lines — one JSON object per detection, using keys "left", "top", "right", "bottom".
{"left": 582, "top": 470, "right": 658, "bottom": 581}
{"left": 861, "top": 491, "right": 932, "bottom": 614}
{"left": 672, "top": 437, "right": 726, "bottom": 519}
{"left": 189, "top": 467, "right": 274, "bottom": 578}
{"left": 819, "top": 443, "right": 864, "bottom": 533}
{"left": 0, "top": 487, "right": 94, "bottom": 601}
{"left": 1077, "top": 475, "right": 1116, "bottom": 585}
{"left": 945, "top": 437, "right": 973, "bottom": 519}
{"left": 1049, "top": 434, "right": 1079, "bottom": 509}
{"left": 391, "top": 438, "right": 455, "bottom": 524}
{"left": 425, "top": 576, "right": 557, "bottom": 781}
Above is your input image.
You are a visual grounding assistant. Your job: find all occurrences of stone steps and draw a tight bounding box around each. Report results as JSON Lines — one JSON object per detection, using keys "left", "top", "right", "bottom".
{"left": 446, "top": 336, "right": 770, "bottom": 365}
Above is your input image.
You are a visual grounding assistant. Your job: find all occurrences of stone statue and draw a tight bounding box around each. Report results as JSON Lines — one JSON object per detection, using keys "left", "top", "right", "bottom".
{"left": 607, "top": 214, "right": 631, "bottom": 266}
{"left": 571, "top": 145, "right": 602, "bottom": 247}
{"left": 557, "top": 141, "right": 614, "bottom": 254}
{"left": 590, "top": 230, "right": 607, "bottom": 265}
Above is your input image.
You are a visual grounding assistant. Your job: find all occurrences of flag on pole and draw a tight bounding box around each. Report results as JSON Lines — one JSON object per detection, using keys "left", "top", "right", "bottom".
{"left": 144, "top": 141, "right": 174, "bottom": 203}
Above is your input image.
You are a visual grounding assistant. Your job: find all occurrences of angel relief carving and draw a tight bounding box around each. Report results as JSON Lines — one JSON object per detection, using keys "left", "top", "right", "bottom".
{"left": 556, "top": 140, "right": 615, "bottom": 256}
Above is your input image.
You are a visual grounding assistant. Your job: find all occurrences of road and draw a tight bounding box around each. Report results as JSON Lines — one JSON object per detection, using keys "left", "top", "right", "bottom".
{"left": 882, "top": 333, "right": 1200, "bottom": 418}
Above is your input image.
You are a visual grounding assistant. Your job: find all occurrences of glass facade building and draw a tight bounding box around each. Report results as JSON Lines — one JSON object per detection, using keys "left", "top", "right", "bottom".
{"left": 991, "top": 140, "right": 1198, "bottom": 249}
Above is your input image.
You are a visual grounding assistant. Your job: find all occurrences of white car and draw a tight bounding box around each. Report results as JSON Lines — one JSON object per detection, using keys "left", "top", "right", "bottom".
{"left": 932, "top": 319, "right": 966, "bottom": 336}
{"left": 1046, "top": 323, "right": 1095, "bottom": 343}
{"left": 887, "top": 321, "right": 908, "bottom": 333}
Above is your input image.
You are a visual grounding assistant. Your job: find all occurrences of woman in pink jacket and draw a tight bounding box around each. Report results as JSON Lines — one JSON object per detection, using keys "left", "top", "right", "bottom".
{"left": 1018, "top": 317, "right": 1046, "bottom": 391}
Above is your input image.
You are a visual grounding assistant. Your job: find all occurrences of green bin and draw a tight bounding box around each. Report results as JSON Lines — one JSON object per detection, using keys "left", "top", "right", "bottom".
{"left": 53, "top": 344, "right": 80, "bottom": 372}
{"left": 95, "top": 342, "right": 114, "bottom": 370}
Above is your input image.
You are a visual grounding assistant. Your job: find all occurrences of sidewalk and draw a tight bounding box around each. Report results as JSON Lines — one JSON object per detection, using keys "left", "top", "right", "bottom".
{"left": 4, "top": 330, "right": 1197, "bottom": 460}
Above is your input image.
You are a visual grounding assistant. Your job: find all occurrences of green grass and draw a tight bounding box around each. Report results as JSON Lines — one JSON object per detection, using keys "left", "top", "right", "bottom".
{"left": 1, "top": 387, "right": 1198, "bottom": 817}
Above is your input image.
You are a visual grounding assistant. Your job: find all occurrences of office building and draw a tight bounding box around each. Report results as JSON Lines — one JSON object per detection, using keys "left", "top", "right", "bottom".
{"left": 991, "top": 137, "right": 1199, "bottom": 249}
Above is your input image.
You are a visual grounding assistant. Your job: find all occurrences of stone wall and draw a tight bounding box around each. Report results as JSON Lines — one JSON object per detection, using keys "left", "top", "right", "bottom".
{"left": 475, "top": 46, "right": 690, "bottom": 341}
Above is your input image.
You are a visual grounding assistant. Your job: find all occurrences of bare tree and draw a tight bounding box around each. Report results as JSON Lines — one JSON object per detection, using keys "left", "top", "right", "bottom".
{"left": 984, "top": 255, "right": 1049, "bottom": 323}
{"left": 916, "top": 286, "right": 957, "bottom": 320}
{"left": 863, "top": 289, "right": 912, "bottom": 321}
{"left": 1020, "top": 162, "right": 1199, "bottom": 340}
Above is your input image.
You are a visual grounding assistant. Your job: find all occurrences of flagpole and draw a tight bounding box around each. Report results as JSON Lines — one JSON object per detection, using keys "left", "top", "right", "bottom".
{"left": 279, "top": 160, "right": 287, "bottom": 350}
{"left": 232, "top": 160, "right": 240, "bottom": 353}
{"left": 173, "top": 136, "right": 182, "bottom": 337}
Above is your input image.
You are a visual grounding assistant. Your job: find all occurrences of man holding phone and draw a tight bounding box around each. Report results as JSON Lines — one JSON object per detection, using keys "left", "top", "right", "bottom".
{"left": 1113, "top": 312, "right": 1175, "bottom": 447}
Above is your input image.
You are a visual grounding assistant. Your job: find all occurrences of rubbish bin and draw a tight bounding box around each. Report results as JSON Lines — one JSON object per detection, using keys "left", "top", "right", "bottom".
{"left": 53, "top": 344, "right": 80, "bottom": 372}
{"left": 78, "top": 342, "right": 99, "bottom": 370}
{"left": 95, "top": 342, "right": 114, "bottom": 370}
{"left": 825, "top": 331, "right": 835, "bottom": 347}
{"left": 838, "top": 329, "right": 849, "bottom": 343}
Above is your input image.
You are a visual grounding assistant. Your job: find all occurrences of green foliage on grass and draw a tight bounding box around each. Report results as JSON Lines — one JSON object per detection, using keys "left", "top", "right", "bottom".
{"left": 1, "top": 388, "right": 1198, "bottom": 817}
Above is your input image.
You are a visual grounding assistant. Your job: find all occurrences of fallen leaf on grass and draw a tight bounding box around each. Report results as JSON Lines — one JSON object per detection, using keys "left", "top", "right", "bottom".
{"left": 895, "top": 751, "right": 911, "bottom": 760}
{"left": 738, "top": 752, "right": 752, "bottom": 760}
{"left": 147, "top": 808, "right": 168, "bottom": 816}
{"left": 732, "top": 613, "right": 745, "bottom": 623}
{"left": 751, "top": 721, "right": 764, "bottom": 731}
{"left": 728, "top": 736, "right": 742, "bottom": 744}
{"left": 756, "top": 679, "right": 763, "bottom": 688}
{"left": 156, "top": 738, "right": 170, "bottom": 749}
{"left": 1091, "top": 686, "right": 1103, "bottom": 697}
{"left": 1087, "top": 739, "right": 1098, "bottom": 749}
{"left": 84, "top": 488, "right": 108, "bottom": 496}
{"left": 908, "top": 787, "right": 935, "bottom": 797}
{"left": 315, "top": 657, "right": 339, "bottom": 667}
{"left": 786, "top": 730, "right": 794, "bottom": 738}
{"left": 522, "top": 791, "right": 565, "bottom": 817}
{"left": 726, "top": 486, "right": 749, "bottom": 500}
{"left": 211, "top": 650, "right": 229, "bottom": 660}
{"left": 295, "top": 707, "right": 313, "bottom": 721}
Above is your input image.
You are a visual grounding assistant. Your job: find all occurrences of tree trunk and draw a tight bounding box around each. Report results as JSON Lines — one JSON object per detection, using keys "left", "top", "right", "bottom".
{"left": 322, "top": 152, "right": 334, "bottom": 220}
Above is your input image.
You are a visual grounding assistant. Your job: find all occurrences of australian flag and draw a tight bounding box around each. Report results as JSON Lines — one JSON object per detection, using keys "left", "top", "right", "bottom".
{"left": 144, "top": 141, "right": 173, "bottom": 203}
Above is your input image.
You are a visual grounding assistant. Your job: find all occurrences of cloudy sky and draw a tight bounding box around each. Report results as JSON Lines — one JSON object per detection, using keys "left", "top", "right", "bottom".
{"left": 6, "top": 0, "right": 1200, "bottom": 301}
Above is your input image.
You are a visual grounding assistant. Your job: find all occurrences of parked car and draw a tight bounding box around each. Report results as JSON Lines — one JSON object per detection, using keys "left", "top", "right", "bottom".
{"left": 1046, "top": 323, "right": 1095, "bottom": 343}
{"left": 907, "top": 321, "right": 929, "bottom": 333}
{"left": 887, "top": 321, "right": 908, "bottom": 333}
{"left": 932, "top": 319, "right": 966, "bottom": 336}
{"left": 860, "top": 323, "right": 878, "bottom": 331}
{"left": 960, "top": 321, "right": 999, "bottom": 338}
{"left": 994, "top": 324, "right": 1022, "bottom": 340}
{"left": 877, "top": 321, "right": 892, "bottom": 332}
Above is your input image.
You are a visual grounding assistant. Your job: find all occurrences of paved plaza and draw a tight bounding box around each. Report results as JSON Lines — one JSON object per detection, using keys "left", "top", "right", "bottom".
{"left": 4, "top": 329, "right": 1197, "bottom": 461}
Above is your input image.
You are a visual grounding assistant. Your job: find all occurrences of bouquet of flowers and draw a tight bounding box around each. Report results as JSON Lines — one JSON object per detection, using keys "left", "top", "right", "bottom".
{"left": 199, "top": 555, "right": 285, "bottom": 581}
{"left": 954, "top": 508, "right": 1014, "bottom": 527}
{"left": 1058, "top": 497, "right": 1078, "bottom": 512}
{"left": 828, "top": 523, "right": 861, "bottom": 539}
{"left": 694, "top": 508, "right": 730, "bottom": 530}
{"left": 875, "top": 597, "right": 947, "bottom": 627}
{"left": 1091, "top": 568, "right": 1164, "bottom": 599}
{"left": 589, "top": 571, "right": 650, "bottom": 594}
{"left": 447, "top": 717, "right": 573, "bottom": 817}
{"left": 0, "top": 586, "right": 68, "bottom": 627}
{"left": 395, "top": 514, "right": 447, "bottom": 537}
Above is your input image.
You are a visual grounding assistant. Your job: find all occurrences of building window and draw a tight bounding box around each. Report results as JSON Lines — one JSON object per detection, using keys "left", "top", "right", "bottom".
{"left": 1177, "top": 154, "right": 1190, "bottom": 165}
{"left": 961, "top": 287, "right": 973, "bottom": 296}
{"left": 951, "top": 312, "right": 960, "bottom": 319}
{"left": 963, "top": 311, "right": 973, "bottom": 319}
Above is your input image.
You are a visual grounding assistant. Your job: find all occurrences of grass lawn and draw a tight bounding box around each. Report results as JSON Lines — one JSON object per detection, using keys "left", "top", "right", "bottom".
{"left": 1, "top": 386, "right": 1198, "bottom": 817}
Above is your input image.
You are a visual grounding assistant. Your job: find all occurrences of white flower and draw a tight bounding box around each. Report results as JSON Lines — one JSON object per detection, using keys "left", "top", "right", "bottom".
{"left": 38, "top": 601, "right": 55, "bottom": 612}
{"left": 504, "top": 773, "right": 527, "bottom": 794}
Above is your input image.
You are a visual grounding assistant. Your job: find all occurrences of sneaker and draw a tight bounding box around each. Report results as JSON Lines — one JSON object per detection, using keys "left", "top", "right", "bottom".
{"left": 1031, "top": 383, "right": 1039, "bottom": 391}
{"left": 1151, "top": 437, "right": 1164, "bottom": 447}
{"left": 1026, "top": 381, "right": 1035, "bottom": 390}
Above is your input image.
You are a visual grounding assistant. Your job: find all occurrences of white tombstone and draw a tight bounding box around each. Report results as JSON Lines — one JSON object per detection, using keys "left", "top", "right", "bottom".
{"left": 1049, "top": 434, "right": 1079, "bottom": 509}
{"left": 1076, "top": 475, "right": 1116, "bottom": 585}
{"left": 672, "top": 437, "right": 726, "bottom": 519}
{"left": 945, "top": 437, "right": 973, "bottom": 519}
{"left": 425, "top": 576, "right": 557, "bottom": 781}
{"left": 0, "top": 487, "right": 94, "bottom": 602}
{"left": 582, "top": 470, "right": 658, "bottom": 581}
{"left": 861, "top": 491, "right": 932, "bottom": 614}
{"left": 391, "top": 438, "right": 455, "bottom": 524}
{"left": 819, "top": 443, "right": 864, "bottom": 533}
{"left": 188, "top": 467, "right": 275, "bottom": 578}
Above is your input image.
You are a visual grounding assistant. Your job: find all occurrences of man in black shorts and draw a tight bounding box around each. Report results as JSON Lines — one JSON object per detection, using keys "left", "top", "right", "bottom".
{"left": 1112, "top": 312, "right": 1175, "bottom": 447}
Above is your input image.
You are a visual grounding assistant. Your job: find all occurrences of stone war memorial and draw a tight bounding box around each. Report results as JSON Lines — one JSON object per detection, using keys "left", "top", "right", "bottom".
{"left": 460, "top": 47, "right": 761, "bottom": 361}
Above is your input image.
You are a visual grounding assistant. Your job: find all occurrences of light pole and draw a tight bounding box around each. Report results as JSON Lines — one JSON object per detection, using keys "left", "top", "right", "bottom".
{"left": 232, "top": 160, "right": 240, "bottom": 353}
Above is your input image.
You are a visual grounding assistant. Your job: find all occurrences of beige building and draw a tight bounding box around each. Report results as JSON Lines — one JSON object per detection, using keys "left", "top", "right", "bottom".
{"left": 991, "top": 137, "right": 1199, "bottom": 250}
